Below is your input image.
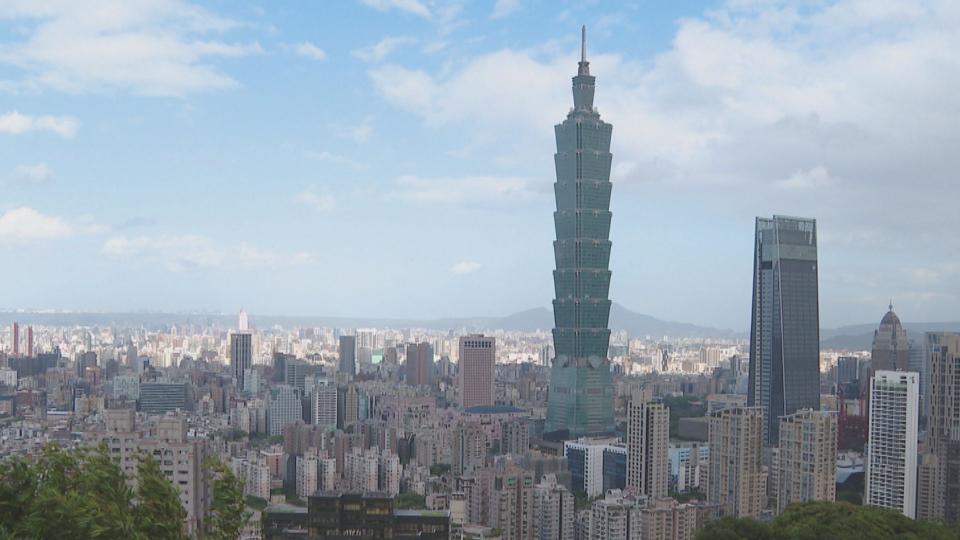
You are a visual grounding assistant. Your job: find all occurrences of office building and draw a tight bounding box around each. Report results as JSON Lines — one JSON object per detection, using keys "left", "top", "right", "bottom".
{"left": 776, "top": 409, "right": 837, "bottom": 515}
{"left": 918, "top": 334, "right": 960, "bottom": 523}
{"left": 231, "top": 331, "right": 253, "bottom": 392}
{"left": 626, "top": 399, "right": 669, "bottom": 498}
{"left": 707, "top": 407, "right": 763, "bottom": 518}
{"left": 459, "top": 335, "right": 496, "bottom": 408}
{"left": 871, "top": 303, "right": 909, "bottom": 372}
{"left": 836, "top": 356, "right": 860, "bottom": 386}
{"left": 339, "top": 335, "right": 356, "bottom": 376}
{"left": 545, "top": 27, "right": 616, "bottom": 438}
{"left": 139, "top": 382, "right": 190, "bottom": 413}
{"left": 312, "top": 380, "right": 337, "bottom": 430}
{"left": 262, "top": 492, "right": 449, "bottom": 540}
{"left": 564, "top": 438, "right": 624, "bottom": 497}
{"left": 26, "top": 326, "right": 33, "bottom": 358}
{"left": 748, "top": 215, "right": 820, "bottom": 446}
{"left": 268, "top": 385, "right": 302, "bottom": 436}
{"left": 405, "top": 342, "right": 433, "bottom": 387}
{"left": 865, "top": 370, "right": 919, "bottom": 518}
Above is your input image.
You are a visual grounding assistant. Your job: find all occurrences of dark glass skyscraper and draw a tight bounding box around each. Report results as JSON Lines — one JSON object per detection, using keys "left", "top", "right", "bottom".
{"left": 545, "top": 27, "right": 615, "bottom": 438}
{"left": 748, "top": 215, "right": 820, "bottom": 446}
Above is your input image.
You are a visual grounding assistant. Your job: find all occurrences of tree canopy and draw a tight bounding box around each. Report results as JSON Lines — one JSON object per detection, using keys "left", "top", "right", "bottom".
{"left": 697, "top": 501, "right": 959, "bottom": 540}
{"left": 0, "top": 443, "right": 247, "bottom": 540}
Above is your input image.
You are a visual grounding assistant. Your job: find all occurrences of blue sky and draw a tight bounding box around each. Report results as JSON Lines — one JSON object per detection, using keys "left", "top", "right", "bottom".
{"left": 1, "top": 0, "right": 959, "bottom": 329}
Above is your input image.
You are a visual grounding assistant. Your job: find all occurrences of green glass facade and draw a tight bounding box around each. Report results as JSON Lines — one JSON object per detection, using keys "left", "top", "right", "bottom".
{"left": 545, "top": 28, "right": 615, "bottom": 438}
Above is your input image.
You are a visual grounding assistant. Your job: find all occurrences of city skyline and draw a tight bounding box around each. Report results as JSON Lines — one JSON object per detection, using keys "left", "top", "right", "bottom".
{"left": 3, "top": 1, "right": 960, "bottom": 328}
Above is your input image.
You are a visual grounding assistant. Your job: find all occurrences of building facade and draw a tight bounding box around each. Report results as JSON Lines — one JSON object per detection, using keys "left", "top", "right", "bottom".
{"left": 405, "top": 342, "right": 434, "bottom": 387}
{"left": 776, "top": 409, "right": 837, "bottom": 515}
{"left": 545, "top": 27, "right": 616, "bottom": 439}
{"left": 339, "top": 335, "right": 356, "bottom": 377}
{"left": 748, "top": 215, "right": 820, "bottom": 446}
{"left": 918, "top": 333, "right": 960, "bottom": 523}
{"left": 459, "top": 335, "right": 496, "bottom": 409}
{"left": 231, "top": 331, "right": 253, "bottom": 391}
{"left": 865, "top": 370, "right": 919, "bottom": 518}
{"left": 626, "top": 399, "right": 669, "bottom": 499}
{"left": 707, "top": 407, "right": 763, "bottom": 518}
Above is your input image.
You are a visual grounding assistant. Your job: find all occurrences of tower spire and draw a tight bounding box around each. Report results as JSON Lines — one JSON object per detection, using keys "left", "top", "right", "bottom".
{"left": 578, "top": 25, "right": 590, "bottom": 76}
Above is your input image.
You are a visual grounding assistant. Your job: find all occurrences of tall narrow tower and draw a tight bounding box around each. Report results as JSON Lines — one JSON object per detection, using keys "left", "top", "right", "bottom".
{"left": 545, "top": 26, "right": 615, "bottom": 438}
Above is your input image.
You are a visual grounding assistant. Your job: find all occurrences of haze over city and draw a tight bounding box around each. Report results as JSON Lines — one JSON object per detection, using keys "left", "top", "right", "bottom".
{"left": 3, "top": 1, "right": 959, "bottom": 328}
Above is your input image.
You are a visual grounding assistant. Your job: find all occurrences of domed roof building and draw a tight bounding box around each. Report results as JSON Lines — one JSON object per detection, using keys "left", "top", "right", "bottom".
{"left": 871, "top": 302, "right": 909, "bottom": 372}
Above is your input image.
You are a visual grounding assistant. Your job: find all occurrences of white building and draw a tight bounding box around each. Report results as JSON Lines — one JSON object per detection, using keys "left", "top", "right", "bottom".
{"left": 296, "top": 451, "right": 320, "bottom": 498}
{"left": 563, "top": 438, "right": 623, "bottom": 497}
{"left": 865, "top": 370, "right": 919, "bottom": 518}
{"left": 312, "top": 380, "right": 337, "bottom": 430}
{"left": 0, "top": 368, "right": 17, "bottom": 389}
{"left": 267, "top": 385, "right": 301, "bottom": 436}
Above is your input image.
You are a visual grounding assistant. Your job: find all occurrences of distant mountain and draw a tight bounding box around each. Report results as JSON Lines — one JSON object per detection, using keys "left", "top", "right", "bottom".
{"left": 0, "top": 304, "right": 739, "bottom": 338}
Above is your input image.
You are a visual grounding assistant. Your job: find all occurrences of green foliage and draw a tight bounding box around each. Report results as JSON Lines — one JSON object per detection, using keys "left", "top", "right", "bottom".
{"left": 0, "top": 443, "right": 254, "bottom": 540}
{"left": 696, "top": 501, "right": 959, "bottom": 540}
{"left": 396, "top": 492, "right": 426, "bottom": 510}
{"left": 663, "top": 395, "right": 706, "bottom": 439}
{"left": 671, "top": 488, "right": 705, "bottom": 503}
{"left": 245, "top": 495, "right": 268, "bottom": 511}
{"left": 204, "top": 457, "right": 250, "bottom": 540}
{"left": 429, "top": 463, "right": 451, "bottom": 476}
{"left": 135, "top": 452, "right": 188, "bottom": 540}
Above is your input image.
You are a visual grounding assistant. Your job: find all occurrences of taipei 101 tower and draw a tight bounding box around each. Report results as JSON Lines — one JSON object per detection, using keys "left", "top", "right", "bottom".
{"left": 545, "top": 27, "right": 616, "bottom": 438}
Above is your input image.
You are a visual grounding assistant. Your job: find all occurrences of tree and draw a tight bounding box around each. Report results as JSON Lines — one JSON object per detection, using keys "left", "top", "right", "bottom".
{"left": 134, "top": 452, "right": 187, "bottom": 540}
{"left": 696, "top": 501, "right": 959, "bottom": 540}
{"left": 204, "top": 457, "right": 250, "bottom": 540}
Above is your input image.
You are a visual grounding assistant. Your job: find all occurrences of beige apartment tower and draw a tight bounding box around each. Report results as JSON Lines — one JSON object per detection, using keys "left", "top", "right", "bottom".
{"left": 459, "top": 335, "right": 496, "bottom": 409}
{"left": 776, "top": 409, "right": 838, "bottom": 515}
{"left": 918, "top": 333, "right": 960, "bottom": 523}
{"left": 626, "top": 398, "right": 669, "bottom": 498}
{"left": 707, "top": 407, "right": 764, "bottom": 518}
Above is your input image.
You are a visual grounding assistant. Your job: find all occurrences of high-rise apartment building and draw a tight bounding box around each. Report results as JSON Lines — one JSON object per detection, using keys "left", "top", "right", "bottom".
{"left": 918, "top": 333, "right": 960, "bottom": 523}
{"left": 775, "top": 409, "right": 837, "bottom": 515}
{"left": 534, "top": 474, "right": 575, "bottom": 540}
{"left": 405, "top": 342, "right": 433, "bottom": 387}
{"left": 11, "top": 322, "right": 18, "bottom": 357}
{"left": 748, "top": 215, "right": 820, "bottom": 446}
{"left": 865, "top": 370, "right": 919, "bottom": 518}
{"left": 459, "top": 335, "right": 496, "bottom": 408}
{"left": 490, "top": 464, "right": 536, "bottom": 540}
{"left": 501, "top": 419, "right": 530, "bottom": 456}
{"left": 453, "top": 422, "right": 488, "bottom": 476}
{"left": 626, "top": 399, "right": 669, "bottom": 499}
{"left": 231, "top": 331, "right": 253, "bottom": 391}
{"left": 339, "top": 335, "right": 356, "bottom": 376}
{"left": 312, "top": 380, "right": 337, "bottom": 430}
{"left": 707, "top": 407, "right": 763, "bottom": 519}
{"left": 545, "top": 27, "right": 615, "bottom": 439}
{"left": 871, "top": 304, "right": 909, "bottom": 372}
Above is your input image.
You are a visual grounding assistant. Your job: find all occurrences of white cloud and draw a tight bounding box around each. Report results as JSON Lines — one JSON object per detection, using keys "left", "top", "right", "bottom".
{"left": 0, "top": 1, "right": 259, "bottom": 96}
{"left": 0, "top": 207, "right": 72, "bottom": 242}
{"left": 0, "top": 111, "right": 78, "bottom": 137}
{"left": 450, "top": 260, "right": 481, "bottom": 274}
{"left": 491, "top": 0, "right": 520, "bottom": 19}
{"left": 391, "top": 175, "right": 541, "bottom": 206}
{"left": 13, "top": 163, "right": 54, "bottom": 184}
{"left": 303, "top": 150, "right": 368, "bottom": 170}
{"left": 353, "top": 36, "right": 417, "bottom": 63}
{"left": 360, "top": 0, "right": 431, "bottom": 19}
{"left": 776, "top": 166, "right": 833, "bottom": 190}
{"left": 289, "top": 41, "right": 327, "bottom": 61}
{"left": 103, "top": 234, "right": 313, "bottom": 271}
{"left": 338, "top": 115, "right": 374, "bottom": 144}
{"left": 296, "top": 189, "right": 336, "bottom": 212}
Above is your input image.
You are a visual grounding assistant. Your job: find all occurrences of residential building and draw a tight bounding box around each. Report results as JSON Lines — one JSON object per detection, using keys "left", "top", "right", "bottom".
{"left": 707, "top": 407, "right": 763, "bottom": 518}
{"left": 918, "top": 333, "right": 960, "bottom": 523}
{"left": 776, "top": 409, "right": 837, "bottom": 515}
{"left": 865, "top": 370, "right": 919, "bottom": 518}
{"left": 626, "top": 398, "right": 669, "bottom": 498}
